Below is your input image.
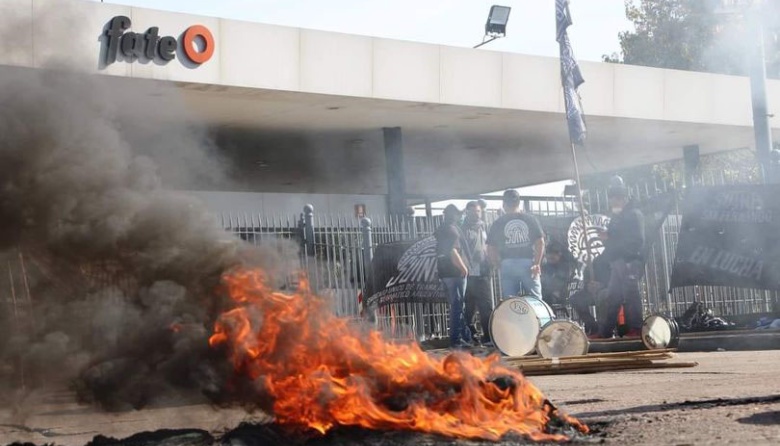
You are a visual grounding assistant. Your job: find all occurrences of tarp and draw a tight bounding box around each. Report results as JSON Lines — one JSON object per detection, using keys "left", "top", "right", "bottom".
{"left": 670, "top": 185, "right": 780, "bottom": 291}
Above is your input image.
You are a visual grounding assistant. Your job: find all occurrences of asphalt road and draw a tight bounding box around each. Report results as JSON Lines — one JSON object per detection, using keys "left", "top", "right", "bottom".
{"left": 1, "top": 351, "right": 778, "bottom": 445}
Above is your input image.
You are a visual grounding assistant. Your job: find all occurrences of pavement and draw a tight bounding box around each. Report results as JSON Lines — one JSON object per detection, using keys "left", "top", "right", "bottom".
{"left": 1, "top": 351, "right": 779, "bottom": 445}
{"left": 534, "top": 350, "right": 780, "bottom": 445}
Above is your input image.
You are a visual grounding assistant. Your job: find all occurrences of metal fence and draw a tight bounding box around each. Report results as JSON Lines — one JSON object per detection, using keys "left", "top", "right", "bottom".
{"left": 217, "top": 173, "right": 778, "bottom": 341}
{"left": 586, "top": 171, "right": 778, "bottom": 320}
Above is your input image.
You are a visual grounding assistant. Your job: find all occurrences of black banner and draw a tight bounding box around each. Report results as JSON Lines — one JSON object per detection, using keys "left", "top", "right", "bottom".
{"left": 670, "top": 185, "right": 780, "bottom": 291}
{"left": 365, "top": 236, "right": 447, "bottom": 308}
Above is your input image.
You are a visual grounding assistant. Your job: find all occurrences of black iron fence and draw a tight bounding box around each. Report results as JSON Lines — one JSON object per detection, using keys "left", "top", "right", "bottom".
{"left": 218, "top": 173, "right": 778, "bottom": 341}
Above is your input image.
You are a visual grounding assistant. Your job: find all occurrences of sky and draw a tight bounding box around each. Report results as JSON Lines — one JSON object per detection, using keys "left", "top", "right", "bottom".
{"left": 93, "top": 0, "right": 634, "bottom": 210}
{"left": 94, "top": 0, "right": 633, "bottom": 62}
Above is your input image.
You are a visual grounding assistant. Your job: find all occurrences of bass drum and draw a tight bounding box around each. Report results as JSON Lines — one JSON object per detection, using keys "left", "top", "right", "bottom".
{"left": 536, "top": 320, "right": 590, "bottom": 358}
{"left": 641, "top": 315, "right": 681, "bottom": 350}
{"left": 489, "top": 297, "right": 555, "bottom": 357}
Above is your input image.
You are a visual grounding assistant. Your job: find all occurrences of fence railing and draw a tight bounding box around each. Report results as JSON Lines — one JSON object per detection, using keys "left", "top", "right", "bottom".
{"left": 217, "top": 173, "right": 778, "bottom": 341}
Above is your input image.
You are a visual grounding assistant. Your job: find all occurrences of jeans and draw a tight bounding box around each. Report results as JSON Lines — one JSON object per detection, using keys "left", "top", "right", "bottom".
{"left": 499, "top": 258, "right": 542, "bottom": 300}
{"left": 464, "top": 275, "right": 494, "bottom": 343}
{"left": 441, "top": 276, "right": 472, "bottom": 346}
{"left": 599, "top": 259, "right": 644, "bottom": 337}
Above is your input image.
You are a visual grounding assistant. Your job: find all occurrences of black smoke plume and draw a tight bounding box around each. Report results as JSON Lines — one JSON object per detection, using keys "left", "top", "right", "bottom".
{"left": 0, "top": 65, "right": 292, "bottom": 411}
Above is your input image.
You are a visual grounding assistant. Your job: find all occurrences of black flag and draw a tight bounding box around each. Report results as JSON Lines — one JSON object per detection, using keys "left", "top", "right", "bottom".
{"left": 556, "top": 0, "right": 587, "bottom": 145}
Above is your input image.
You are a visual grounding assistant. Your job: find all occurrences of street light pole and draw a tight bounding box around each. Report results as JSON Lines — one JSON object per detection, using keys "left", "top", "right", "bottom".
{"left": 747, "top": 2, "right": 775, "bottom": 183}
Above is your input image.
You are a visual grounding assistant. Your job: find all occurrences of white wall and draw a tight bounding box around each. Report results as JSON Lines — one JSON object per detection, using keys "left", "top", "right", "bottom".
{"left": 0, "top": 0, "right": 775, "bottom": 129}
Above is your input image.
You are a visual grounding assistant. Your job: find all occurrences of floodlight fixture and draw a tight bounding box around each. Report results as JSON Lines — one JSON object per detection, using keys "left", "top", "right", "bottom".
{"left": 474, "top": 5, "right": 511, "bottom": 49}
{"left": 485, "top": 5, "right": 511, "bottom": 35}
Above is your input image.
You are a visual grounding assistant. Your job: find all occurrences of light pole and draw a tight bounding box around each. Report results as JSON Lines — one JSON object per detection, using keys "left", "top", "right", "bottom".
{"left": 715, "top": 0, "right": 776, "bottom": 183}
{"left": 746, "top": 1, "right": 775, "bottom": 183}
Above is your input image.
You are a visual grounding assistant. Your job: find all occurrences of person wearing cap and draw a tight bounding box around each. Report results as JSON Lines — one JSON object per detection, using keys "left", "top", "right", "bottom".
{"left": 435, "top": 204, "right": 473, "bottom": 348}
{"left": 461, "top": 201, "right": 494, "bottom": 345}
{"left": 487, "top": 190, "right": 546, "bottom": 300}
{"left": 596, "top": 177, "right": 646, "bottom": 338}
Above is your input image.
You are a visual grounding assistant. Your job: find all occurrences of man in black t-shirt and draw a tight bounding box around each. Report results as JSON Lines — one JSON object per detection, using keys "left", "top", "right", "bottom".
{"left": 487, "top": 190, "right": 545, "bottom": 300}
{"left": 435, "top": 204, "right": 472, "bottom": 348}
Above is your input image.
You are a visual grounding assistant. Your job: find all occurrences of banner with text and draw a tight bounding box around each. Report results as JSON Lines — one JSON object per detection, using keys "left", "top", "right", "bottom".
{"left": 670, "top": 185, "right": 780, "bottom": 291}
{"left": 364, "top": 236, "right": 446, "bottom": 308}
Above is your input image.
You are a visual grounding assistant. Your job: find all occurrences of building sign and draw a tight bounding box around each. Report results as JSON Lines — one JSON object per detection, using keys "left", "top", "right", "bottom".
{"left": 103, "top": 16, "right": 214, "bottom": 66}
{"left": 671, "top": 185, "right": 780, "bottom": 291}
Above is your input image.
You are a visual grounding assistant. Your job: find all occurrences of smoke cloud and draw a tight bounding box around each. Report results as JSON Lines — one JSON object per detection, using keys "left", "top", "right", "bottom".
{"left": 0, "top": 15, "right": 294, "bottom": 412}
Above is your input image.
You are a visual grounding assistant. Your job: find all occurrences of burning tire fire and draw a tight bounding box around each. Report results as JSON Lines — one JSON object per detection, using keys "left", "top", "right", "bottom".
{"left": 207, "top": 267, "right": 588, "bottom": 442}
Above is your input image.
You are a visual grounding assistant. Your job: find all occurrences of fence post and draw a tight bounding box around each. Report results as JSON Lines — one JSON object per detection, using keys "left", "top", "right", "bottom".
{"left": 405, "top": 206, "right": 417, "bottom": 240}
{"left": 303, "top": 204, "right": 315, "bottom": 257}
{"left": 361, "top": 217, "right": 374, "bottom": 288}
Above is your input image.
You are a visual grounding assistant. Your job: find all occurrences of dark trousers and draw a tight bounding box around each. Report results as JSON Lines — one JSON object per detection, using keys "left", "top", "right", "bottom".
{"left": 599, "top": 260, "right": 644, "bottom": 337}
{"left": 441, "top": 277, "right": 471, "bottom": 346}
{"left": 571, "top": 289, "right": 598, "bottom": 335}
{"left": 464, "top": 275, "right": 494, "bottom": 343}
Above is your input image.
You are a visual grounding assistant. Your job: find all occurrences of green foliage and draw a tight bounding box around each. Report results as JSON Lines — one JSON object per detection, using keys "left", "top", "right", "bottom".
{"left": 587, "top": 1, "right": 778, "bottom": 191}
{"left": 606, "top": 0, "right": 780, "bottom": 78}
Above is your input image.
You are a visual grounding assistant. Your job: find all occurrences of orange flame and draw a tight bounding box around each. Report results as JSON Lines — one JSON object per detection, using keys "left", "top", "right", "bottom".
{"left": 209, "top": 267, "right": 587, "bottom": 442}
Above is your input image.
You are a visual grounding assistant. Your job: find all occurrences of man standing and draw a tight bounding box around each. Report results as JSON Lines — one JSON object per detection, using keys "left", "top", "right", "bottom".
{"left": 435, "top": 204, "right": 472, "bottom": 348}
{"left": 598, "top": 178, "right": 646, "bottom": 338}
{"left": 487, "top": 190, "right": 545, "bottom": 300}
{"left": 461, "top": 201, "right": 494, "bottom": 345}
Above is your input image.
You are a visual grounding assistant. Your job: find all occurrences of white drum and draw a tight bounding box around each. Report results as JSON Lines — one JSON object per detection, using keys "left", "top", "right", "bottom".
{"left": 536, "top": 320, "right": 590, "bottom": 358}
{"left": 641, "top": 315, "right": 680, "bottom": 350}
{"left": 489, "top": 297, "right": 555, "bottom": 357}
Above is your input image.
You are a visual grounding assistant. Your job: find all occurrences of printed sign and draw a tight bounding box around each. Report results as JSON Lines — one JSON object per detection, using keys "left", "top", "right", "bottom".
{"left": 364, "top": 236, "right": 446, "bottom": 308}
{"left": 670, "top": 185, "right": 780, "bottom": 291}
{"left": 102, "top": 16, "right": 215, "bottom": 66}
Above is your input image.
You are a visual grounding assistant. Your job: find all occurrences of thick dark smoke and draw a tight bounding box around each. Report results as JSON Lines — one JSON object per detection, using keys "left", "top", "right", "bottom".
{"left": 0, "top": 66, "right": 291, "bottom": 412}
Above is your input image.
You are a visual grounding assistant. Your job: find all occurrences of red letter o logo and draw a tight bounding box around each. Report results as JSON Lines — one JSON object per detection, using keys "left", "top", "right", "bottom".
{"left": 182, "top": 25, "right": 214, "bottom": 64}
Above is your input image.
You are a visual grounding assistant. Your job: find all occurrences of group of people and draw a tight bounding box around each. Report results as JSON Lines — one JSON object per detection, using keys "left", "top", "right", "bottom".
{"left": 434, "top": 181, "right": 646, "bottom": 349}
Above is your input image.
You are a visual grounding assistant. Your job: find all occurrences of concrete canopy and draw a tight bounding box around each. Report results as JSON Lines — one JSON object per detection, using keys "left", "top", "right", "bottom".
{"left": 2, "top": 0, "right": 779, "bottom": 198}
{"left": 182, "top": 82, "right": 764, "bottom": 196}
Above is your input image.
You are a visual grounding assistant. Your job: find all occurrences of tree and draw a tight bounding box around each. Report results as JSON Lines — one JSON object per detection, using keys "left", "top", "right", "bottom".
{"left": 604, "top": 0, "right": 780, "bottom": 78}
{"left": 588, "top": 0, "right": 780, "bottom": 192}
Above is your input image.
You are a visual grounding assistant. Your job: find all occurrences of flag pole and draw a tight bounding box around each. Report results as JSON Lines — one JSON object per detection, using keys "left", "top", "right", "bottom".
{"left": 557, "top": 0, "right": 593, "bottom": 273}
{"left": 569, "top": 141, "right": 593, "bottom": 271}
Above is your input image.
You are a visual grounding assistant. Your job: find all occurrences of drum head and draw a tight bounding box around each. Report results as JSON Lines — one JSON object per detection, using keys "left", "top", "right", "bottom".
{"left": 536, "top": 320, "right": 589, "bottom": 358}
{"left": 642, "top": 315, "right": 674, "bottom": 350}
{"left": 490, "top": 298, "right": 542, "bottom": 357}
